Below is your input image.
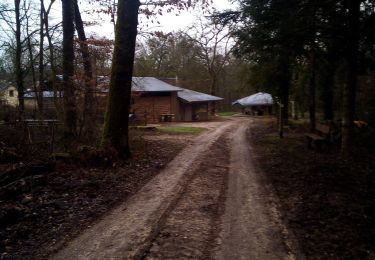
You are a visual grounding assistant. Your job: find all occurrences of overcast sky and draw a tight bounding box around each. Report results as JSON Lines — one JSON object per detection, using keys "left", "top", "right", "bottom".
{"left": 0, "top": 0, "right": 238, "bottom": 45}
{"left": 78, "top": 0, "right": 238, "bottom": 39}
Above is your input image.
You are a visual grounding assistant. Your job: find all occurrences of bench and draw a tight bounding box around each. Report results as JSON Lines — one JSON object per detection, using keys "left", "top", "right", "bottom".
{"left": 305, "top": 123, "right": 332, "bottom": 150}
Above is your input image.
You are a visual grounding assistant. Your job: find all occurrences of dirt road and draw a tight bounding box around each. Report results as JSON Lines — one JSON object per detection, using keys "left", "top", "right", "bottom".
{"left": 53, "top": 117, "right": 300, "bottom": 259}
{"left": 216, "top": 121, "right": 300, "bottom": 260}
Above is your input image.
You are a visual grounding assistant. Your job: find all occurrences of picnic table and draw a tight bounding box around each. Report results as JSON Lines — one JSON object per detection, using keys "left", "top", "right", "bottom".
{"left": 160, "top": 114, "right": 174, "bottom": 122}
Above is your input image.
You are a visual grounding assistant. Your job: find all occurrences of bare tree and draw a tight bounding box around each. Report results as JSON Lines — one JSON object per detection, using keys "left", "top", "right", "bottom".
{"left": 38, "top": 0, "right": 45, "bottom": 115}
{"left": 74, "top": 0, "right": 95, "bottom": 137}
{"left": 42, "top": 0, "right": 60, "bottom": 115}
{"left": 24, "top": 1, "right": 43, "bottom": 117}
{"left": 102, "top": 0, "right": 209, "bottom": 156}
{"left": 15, "top": 0, "right": 24, "bottom": 117}
{"left": 186, "top": 15, "right": 234, "bottom": 115}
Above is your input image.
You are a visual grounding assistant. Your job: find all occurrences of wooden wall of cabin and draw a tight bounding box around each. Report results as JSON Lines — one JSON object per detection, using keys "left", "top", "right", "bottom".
{"left": 131, "top": 92, "right": 173, "bottom": 123}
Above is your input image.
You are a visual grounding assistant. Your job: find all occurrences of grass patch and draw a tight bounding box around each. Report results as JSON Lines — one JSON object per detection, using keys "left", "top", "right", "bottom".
{"left": 157, "top": 126, "right": 204, "bottom": 134}
{"left": 218, "top": 111, "right": 238, "bottom": 117}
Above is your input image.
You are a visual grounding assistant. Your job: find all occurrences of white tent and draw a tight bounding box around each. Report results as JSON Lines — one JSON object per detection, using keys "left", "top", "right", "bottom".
{"left": 232, "top": 92, "right": 273, "bottom": 107}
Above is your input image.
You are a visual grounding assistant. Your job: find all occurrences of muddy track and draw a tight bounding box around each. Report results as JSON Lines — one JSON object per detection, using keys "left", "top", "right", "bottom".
{"left": 52, "top": 120, "right": 236, "bottom": 260}
{"left": 216, "top": 121, "right": 300, "bottom": 260}
{"left": 52, "top": 117, "right": 300, "bottom": 259}
{"left": 143, "top": 135, "right": 230, "bottom": 259}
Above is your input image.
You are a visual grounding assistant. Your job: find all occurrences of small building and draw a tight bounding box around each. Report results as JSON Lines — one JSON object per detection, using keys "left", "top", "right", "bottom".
{"left": 123, "top": 77, "right": 223, "bottom": 123}
{"left": 177, "top": 88, "right": 223, "bottom": 121}
{"left": 0, "top": 82, "right": 18, "bottom": 107}
{"left": 34, "top": 76, "right": 223, "bottom": 123}
{"left": 131, "top": 77, "right": 182, "bottom": 123}
{"left": 232, "top": 92, "right": 273, "bottom": 115}
{"left": 24, "top": 91, "right": 63, "bottom": 117}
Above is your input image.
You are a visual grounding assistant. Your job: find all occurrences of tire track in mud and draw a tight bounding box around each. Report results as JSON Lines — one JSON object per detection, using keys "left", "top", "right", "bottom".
{"left": 52, "top": 121, "right": 236, "bottom": 260}
{"left": 143, "top": 133, "right": 231, "bottom": 260}
{"left": 216, "top": 121, "right": 300, "bottom": 260}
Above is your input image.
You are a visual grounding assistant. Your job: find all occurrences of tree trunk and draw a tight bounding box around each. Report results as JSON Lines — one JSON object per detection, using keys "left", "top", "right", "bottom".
{"left": 278, "top": 55, "right": 290, "bottom": 127}
{"left": 25, "top": 4, "right": 42, "bottom": 119}
{"left": 15, "top": 0, "right": 24, "bottom": 118}
{"left": 308, "top": 1, "right": 317, "bottom": 131}
{"left": 280, "top": 77, "right": 289, "bottom": 125}
{"left": 276, "top": 62, "right": 290, "bottom": 139}
{"left": 321, "top": 66, "right": 334, "bottom": 121}
{"left": 308, "top": 49, "right": 316, "bottom": 132}
{"left": 38, "top": 0, "right": 45, "bottom": 116}
{"left": 321, "top": 43, "right": 338, "bottom": 121}
{"left": 278, "top": 103, "right": 284, "bottom": 138}
{"left": 74, "top": 0, "right": 94, "bottom": 137}
{"left": 43, "top": 1, "right": 60, "bottom": 118}
{"left": 341, "top": 0, "right": 360, "bottom": 154}
{"left": 26, "top": 29, "right": 39, "bottom": 117}
{"left": 62, "top": 0, "right": 76, "bottom": 137}
{"left": 210, "top": 75, "right": 217, "bottom": 115}
{"left": 102, "top": 0, "right": 140, "bottom": 157}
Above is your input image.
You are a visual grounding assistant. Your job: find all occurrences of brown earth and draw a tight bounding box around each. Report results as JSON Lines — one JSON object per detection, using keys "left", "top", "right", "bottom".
{"left": 248, "top": 116, "right": 375, "bottom": 260}
{"left": 2, "top": 116, "right": 372, "bottom": 260}
{"left": 52, "top": 117, "right": 297, "bottom": 260}
{"left": 0, "top": 129, "right": 188, "bottom": 259}
{"left": 52, "top": 120, "right": 235, "bottom": 259}
{"left": 143, "top": 135, "right": 230, "bottom": 259}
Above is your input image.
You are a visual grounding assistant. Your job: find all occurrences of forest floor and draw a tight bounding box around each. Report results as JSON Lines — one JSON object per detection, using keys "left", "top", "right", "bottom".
{"left": 0, "top": 127, "right": 191, "bottom": 259}
{"left": 250, "top": 117, "right": 375, "bottom": 259}
{"left": 1, "top": 116, "right": 374, "bottom": 259}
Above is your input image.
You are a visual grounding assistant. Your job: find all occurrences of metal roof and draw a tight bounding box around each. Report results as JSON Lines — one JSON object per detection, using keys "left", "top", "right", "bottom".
{"left": 132, "top": 77, "right": 182, "bottom": 92}
{"left": 232, "top": 92, "right": 273, "bottom": 106}
{"left": 0, "top": 82, "right": 12, "bottom": 92}
{"left": 178, "top": 88, "right": 223, "bottom": 103}
{"left": 0, "top": 84, "right": 7, "bottom": 92}
{"left": 80, "top": 76, "right": 223, "bottom": 103}
{"left": 24, "top": 91, "right": 63, "bottom": 98}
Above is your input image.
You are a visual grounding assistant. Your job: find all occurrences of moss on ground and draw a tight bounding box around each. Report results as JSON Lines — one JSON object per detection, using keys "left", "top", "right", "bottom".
{"left": 157, "top": 126, "right": 204, "bottom": 134}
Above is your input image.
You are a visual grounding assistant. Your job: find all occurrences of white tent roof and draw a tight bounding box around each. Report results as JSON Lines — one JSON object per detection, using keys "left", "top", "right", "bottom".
{"left": 232, "top": 92, "right": 273, "bottom": 107}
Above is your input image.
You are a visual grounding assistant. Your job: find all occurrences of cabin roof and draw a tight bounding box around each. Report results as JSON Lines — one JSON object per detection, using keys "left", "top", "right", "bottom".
{"left": 132, "top": 77, "right": 182, "bottom": 92}
{"left": 177, "top": 88, "right": 223, "bottom": 103}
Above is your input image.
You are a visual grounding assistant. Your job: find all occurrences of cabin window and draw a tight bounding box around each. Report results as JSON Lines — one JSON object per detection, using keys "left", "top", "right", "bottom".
{"left": 9, "top": 90, "right": 14, "bottom": 97}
